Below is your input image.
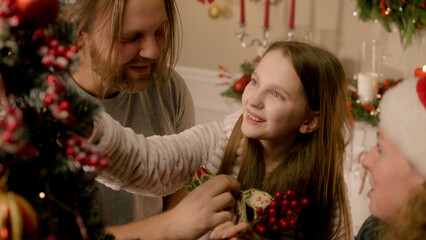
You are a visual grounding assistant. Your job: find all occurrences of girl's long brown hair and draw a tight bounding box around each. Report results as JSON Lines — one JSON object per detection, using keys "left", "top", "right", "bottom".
{"left": 67, "top": 0, "right": 182, "bottom": 98}
{"left": 218, "top": 41, "right": 352, "bottom": 239}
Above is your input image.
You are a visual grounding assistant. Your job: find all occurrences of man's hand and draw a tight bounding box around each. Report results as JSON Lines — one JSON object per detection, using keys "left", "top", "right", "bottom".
{"left": 107, "top": 174, "right": 241, "bottom": 240}
{"left": 165, "top": 174, "right": 241, "bottom": 239}
{"left": 209, "top": 221, "right": 251, "bottom": 240}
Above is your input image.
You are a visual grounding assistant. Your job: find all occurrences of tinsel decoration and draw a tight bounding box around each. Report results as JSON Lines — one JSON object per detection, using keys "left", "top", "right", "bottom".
{"left": 356, "top": 0, "right": 426, "bottom": 49}
{"left": 0, "top": 0, "right": 113, "bottom": 239}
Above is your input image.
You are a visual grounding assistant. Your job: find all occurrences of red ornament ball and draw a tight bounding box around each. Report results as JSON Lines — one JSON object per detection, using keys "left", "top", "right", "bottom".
{"left": 281, "top": 199, "right": 290, "bottom": 207}
{"left": 15, "top": 0, "right": 59, "bottom": 27}
{"left": 255, "top": 224, "right": 266, "bottom": 234}
{"left": 272, "top": 224, "right": 279, "bottom": 231}
{"left": 274, "top": 191, "right": 284, "bottom": 200}
{"left": 268, "top": 216, "right": 277, "bottom": 224}
{"left": 289, "top": 218, "right": 297, "bottom": 227}
{"left": 43, "top": 94, "right": 54, "bottom": 106}
{"left": 239, "top": 75, "right": 251, "bottom": 85}
{"left": 1, "top": 131, "right": 13, "bottom": 143}
{"left": 285, "top": 189, "right": 294, "bottom": 198}
{"left": 269, "top": 199, "right": 278, "bottom": 208}
{"left": 301, "top": 198, "right": 309, "bottom": 206}
{"left": 290, "top": 199, "right": 299, "bottom": 208}
{"left": 268, "top": 207, "right": 277, "bottom": 215}
{"left": 285, "top": 209, "right": 294, "bottom": 217}
{"left": 233, "top": 80, "right": 246, "bottom": 94}
{"left": 279, "top": 218, "right": 289, "bottom": 229}
{"left": 99, "top": 158, "right": 109, "bottom": 169}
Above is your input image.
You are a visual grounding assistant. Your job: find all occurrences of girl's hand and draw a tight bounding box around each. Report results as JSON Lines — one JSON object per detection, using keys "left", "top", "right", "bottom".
{"left": 210, "top": 221, "right": 260, "bottom": 240}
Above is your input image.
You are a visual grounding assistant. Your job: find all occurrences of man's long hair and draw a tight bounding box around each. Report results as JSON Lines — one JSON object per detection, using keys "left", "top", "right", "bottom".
{"left": 67, "top": 0, "right": 182, "bottom": 98}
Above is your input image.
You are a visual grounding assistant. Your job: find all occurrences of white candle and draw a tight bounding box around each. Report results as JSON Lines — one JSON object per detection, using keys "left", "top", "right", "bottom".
{"left": 357, "top": 72, "right": 379, "bottom": 104}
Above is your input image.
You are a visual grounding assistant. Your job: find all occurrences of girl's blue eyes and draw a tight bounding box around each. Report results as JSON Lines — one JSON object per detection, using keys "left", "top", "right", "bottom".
{"left": 250, "top": 79, "right": 283, "bottom": 99}
{"left": 272, "top": 91, "right": 282, "bottom": 98}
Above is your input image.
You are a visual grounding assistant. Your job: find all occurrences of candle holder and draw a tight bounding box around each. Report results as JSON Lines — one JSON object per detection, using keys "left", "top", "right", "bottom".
{"left": 286, "top": 28, "right": 295, "bottom": 41}
{"left": 236, "top": 23, "right": 270, "bottom": 52}
{"left": 357, "top": 39, "right": 380, "bottom": 104}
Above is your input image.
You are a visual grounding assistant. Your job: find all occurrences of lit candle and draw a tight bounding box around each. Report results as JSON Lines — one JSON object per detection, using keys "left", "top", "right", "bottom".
{"left": 414, "top": 65, "right": 426, "bottom": 77}
{"left": 357, "top": 72, "right": 379, "bottom": 104}
{"left": 289, "top": 0, "right": 295, "bottom": 29}
{"left": 264, "top": 0, "right": 270, "bottom": 29}
{"left": 240, "top": 0, "right": 245, "bottom": 24}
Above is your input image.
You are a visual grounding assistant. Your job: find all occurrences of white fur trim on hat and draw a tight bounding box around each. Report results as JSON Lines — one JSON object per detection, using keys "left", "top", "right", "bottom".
{"left": 379, "top": 77, "right": 426, "bottom": 178}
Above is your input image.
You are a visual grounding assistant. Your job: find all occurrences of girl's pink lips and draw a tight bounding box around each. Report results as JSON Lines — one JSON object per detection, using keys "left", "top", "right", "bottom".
{"left": 245, "top": 110, "right": 265, "bottom": 124}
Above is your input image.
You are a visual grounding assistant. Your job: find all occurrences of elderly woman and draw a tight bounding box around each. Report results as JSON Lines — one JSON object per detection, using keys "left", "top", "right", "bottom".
{"left": 356, "top": 76, "right": 426, "bottom": 240}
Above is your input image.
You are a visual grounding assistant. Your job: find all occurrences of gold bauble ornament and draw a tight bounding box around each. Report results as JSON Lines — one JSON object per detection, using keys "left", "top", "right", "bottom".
{"left": 0, "top": 191, "right": 39, "bottom": 240}
{"left": 208, "top": 5, "right": 222, "bottom": 19}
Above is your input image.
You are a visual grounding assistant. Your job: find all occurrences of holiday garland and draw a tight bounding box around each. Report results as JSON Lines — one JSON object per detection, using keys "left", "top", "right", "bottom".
{"left": 356, "top": 0, "right": 426, "bottom": 49}
{"left": 0, "top": 0, "right": 112, "bottom": 239}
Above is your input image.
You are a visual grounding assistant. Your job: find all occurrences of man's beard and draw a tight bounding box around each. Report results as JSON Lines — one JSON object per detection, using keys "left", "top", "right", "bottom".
{"left": 89, "top": 43, "right": 157, "bottom": 94}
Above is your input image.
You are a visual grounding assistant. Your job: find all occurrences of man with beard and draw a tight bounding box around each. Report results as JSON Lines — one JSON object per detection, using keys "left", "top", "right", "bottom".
{"left": 67, "top": 0, "right": 240, "bottom": 239}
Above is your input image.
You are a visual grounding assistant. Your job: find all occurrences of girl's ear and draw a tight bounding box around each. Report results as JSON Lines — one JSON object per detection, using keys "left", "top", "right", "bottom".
{"left": 299, "top": 111, "right": 320, "bottom": 134}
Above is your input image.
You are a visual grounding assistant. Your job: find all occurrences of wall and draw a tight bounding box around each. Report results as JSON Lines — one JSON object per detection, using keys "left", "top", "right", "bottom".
{"left": 176, "top": 0, "right": 426, "bottom": 79}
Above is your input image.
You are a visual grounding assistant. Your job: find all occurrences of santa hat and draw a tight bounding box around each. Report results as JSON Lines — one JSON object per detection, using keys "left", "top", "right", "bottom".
{"left": 379, "top": 76, "right": 426, "bottom": 178}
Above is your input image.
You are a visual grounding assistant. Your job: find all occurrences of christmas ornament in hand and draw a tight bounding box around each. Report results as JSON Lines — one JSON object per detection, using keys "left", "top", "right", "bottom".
{"left": 187, "top": 167, "right": 309, "bottom": 238}
{"left": 236, "top": 188, "right": 309, "bottom": 237}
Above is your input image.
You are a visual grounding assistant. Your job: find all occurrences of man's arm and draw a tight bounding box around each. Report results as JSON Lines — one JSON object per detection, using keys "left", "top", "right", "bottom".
{"left": 107, "top": 175, "right": 241, "bottom": 240}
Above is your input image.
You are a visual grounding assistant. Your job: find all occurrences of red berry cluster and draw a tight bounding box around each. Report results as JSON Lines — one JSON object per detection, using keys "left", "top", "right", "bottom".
{"left": 42, "top": 74, "right": 77, "bottom": 125}
{"left": 0, "top": 0, "right": 59, "bottom": 27}
{"left": 0, "top": 106, "right": 38, "bottom": 158}
{"left": 65, "top": 136, "right": 109, "bottom": 174}
{"left": 33, "top": 28, "right": 79, "bottom": 70}
{"left": 253, "top": 189, "right": 309, "bottom": 235}
{"left": 0, "top": 0, "right": 22, "bottom": 27}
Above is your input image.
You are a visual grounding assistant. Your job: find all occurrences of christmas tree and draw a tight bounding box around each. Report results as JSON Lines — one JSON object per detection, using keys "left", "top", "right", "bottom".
{"left": 356, "top": 0, "right": 426, "bottom": 49}
{"left": 0, "top": 0, "right": 112, "bottom": 239}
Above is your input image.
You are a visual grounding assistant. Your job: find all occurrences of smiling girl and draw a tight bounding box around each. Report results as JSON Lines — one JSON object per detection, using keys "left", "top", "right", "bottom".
{"left": 91, "top": 41, "right": 353, "bottom": 239}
